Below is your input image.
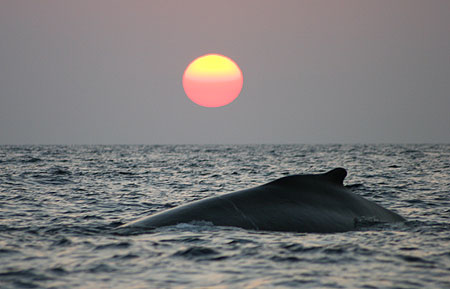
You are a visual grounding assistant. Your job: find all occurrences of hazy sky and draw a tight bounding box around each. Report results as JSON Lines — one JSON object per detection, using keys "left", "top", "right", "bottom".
{"left": 1, "top": 0, "right": 449, "bottom": 144}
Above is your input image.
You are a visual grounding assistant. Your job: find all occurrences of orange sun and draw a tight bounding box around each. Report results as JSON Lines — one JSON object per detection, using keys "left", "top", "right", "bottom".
{"left": 183, "top": 54, "right": 243, "bottom": 107}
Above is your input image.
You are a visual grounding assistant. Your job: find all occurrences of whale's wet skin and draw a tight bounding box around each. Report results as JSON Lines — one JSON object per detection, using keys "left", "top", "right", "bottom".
{"left": 1, "top": 145, "right": 449, "bottom": 289}
{"left": 119, "top": 168, "right": 405, "bottom": 233}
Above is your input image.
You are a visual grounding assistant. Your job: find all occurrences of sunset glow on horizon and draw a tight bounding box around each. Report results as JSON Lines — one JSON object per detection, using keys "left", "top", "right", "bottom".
{"left": 183, "top": 54, "right": 243, "bottom": 108}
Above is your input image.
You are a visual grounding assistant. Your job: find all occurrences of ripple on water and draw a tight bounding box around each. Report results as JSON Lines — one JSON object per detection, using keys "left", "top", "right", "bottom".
{"left": 172, "top": 246, "right": 227, "bottom": 261}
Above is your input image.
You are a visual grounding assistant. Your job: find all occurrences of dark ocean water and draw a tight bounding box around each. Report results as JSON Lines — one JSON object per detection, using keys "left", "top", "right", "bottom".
{"left": 0, "top": 144, "right": 449, "bottom": 288}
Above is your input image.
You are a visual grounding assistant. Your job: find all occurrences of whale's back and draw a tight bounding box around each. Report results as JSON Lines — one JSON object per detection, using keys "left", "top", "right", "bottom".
{"left": 118, "top": 168, "right": 404, "bottom": 233}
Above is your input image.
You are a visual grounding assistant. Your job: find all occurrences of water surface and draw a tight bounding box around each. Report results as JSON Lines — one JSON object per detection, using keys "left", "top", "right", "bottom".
{"left": 1, "top": 145, "right": 449, "bottom": 288}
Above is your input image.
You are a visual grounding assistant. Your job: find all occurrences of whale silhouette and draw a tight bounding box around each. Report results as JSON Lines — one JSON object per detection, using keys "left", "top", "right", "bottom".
{"left": 118, "top": 168, "right": 405, "bottom": 233}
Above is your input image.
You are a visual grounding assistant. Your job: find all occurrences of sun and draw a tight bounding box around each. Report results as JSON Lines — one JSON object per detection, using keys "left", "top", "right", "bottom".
{"left": 183, "top": 54, "right": 243, "bottom": 108}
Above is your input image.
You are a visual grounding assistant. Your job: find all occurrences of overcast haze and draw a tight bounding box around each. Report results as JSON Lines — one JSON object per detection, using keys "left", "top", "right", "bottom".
{"left": 1, "top": 0, "right": 449, "bottom": 144}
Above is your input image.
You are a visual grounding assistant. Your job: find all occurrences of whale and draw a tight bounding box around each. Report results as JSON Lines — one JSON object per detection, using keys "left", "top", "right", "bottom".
{"left": 118, "top": 168, "right": 405, "bottom": 233}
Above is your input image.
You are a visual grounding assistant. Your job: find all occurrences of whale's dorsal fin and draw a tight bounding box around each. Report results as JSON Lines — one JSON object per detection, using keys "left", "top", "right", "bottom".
{"left": 267, "top": 168, "right": 347, "bottom": 187}
{"left": 320, "top": 168, "right": 347, "bottom": 185}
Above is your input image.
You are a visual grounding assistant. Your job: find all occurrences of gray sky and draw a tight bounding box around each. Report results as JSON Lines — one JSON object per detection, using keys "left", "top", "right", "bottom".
{"left": 1, "top": 0, "right": 449, "bottom": 144}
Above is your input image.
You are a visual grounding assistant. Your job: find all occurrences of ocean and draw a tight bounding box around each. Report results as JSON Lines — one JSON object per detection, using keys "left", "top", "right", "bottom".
{"left": 0, "top": 144, "right": 449, "bottom": 288}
